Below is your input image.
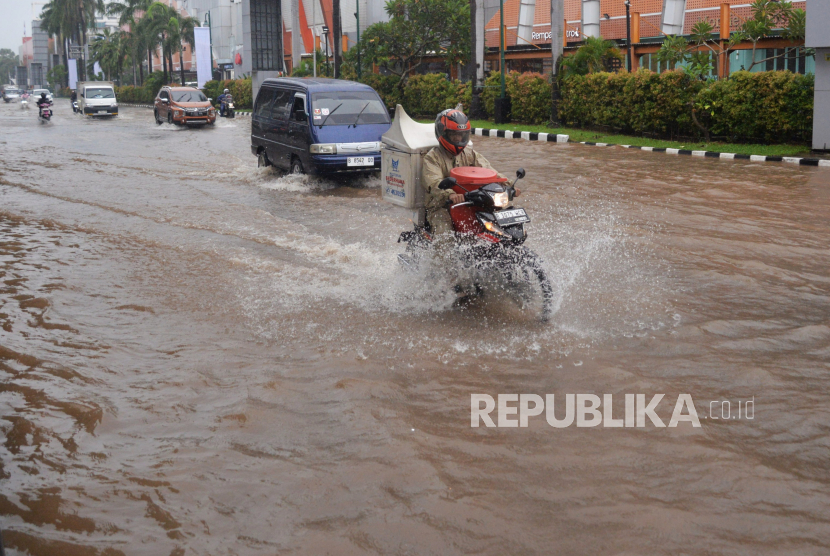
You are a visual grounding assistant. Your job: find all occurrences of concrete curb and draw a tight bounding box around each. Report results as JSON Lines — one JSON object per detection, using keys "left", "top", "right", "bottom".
{"left": 118, "top": 103, "right": 251, "bottom": 116}
{"left": 473, "top": 127, "right": 830, "bottom": 168}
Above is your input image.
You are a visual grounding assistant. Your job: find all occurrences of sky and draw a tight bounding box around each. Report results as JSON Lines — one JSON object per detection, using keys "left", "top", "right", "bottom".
{"left": 0, "top": 0, "right": 46, "bottom": 53}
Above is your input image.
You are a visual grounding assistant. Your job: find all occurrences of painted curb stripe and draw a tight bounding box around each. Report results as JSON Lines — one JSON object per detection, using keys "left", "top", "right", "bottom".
{"left": 470, "top": 127, "right": 826, "bottom": 168}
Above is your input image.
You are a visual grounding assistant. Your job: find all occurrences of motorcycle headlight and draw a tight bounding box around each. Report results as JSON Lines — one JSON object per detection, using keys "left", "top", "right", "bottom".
{"left": 490, "top": 191, "right": 509, "bottom": 208}
{"left": 310, "top": 144, "right": 337, "bottom": 154}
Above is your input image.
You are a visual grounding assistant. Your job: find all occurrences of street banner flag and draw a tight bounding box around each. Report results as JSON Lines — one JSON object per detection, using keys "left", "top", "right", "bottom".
{"left": 194, "top": 27, "right": 211, "bottom": 89}
{"left": 68, "top": 59, "right": 78, "bottom": 90}
{"left": 94, "top": 62, "right": 102, "bottom": 78}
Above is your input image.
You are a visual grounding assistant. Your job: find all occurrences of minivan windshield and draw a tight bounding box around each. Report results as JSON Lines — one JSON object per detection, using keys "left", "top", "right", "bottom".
{"left": 172, "top": 90, "right": 208, "bottom": 103}
{"left": 85, "top": 87, "right": 115, "bottom": 99}
{"left": 311, "top": 91, "right": 389, "bottom": 126}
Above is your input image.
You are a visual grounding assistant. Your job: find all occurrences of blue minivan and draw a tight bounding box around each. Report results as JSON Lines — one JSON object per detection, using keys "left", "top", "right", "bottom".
{"left": 251, "top": 77, "right": 391, "bottom": 175}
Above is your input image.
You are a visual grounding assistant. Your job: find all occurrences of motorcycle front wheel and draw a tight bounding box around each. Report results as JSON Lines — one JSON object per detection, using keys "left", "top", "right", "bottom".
{"left": 498, "top": 246, "right": 554, "bottom": 323}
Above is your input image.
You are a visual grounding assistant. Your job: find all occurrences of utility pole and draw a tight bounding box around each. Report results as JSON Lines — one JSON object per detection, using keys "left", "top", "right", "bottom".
{"left": 204, "top": 12, "right": 213, "bottom": 80}
{"left": 355, "top": 6, "right": 361, "bottom": 80}
{"left": 494, "top": 0, "right": 509, "bottom": 123}
{"left": 550, "top": 0, "right": 563, "bottom": 124}
{"left": 333, "top": 0, "right": 342, "bottom": 78}
{"left": 624, "top": 0, "right": 632, "bottom": 71}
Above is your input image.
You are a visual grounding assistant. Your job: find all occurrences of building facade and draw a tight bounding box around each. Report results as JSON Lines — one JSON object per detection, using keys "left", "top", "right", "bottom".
{"left": 482, "top": 0, "right": 812, "bottom": 77}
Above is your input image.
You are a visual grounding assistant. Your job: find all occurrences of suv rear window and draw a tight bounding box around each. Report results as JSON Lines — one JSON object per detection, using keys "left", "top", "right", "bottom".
{"left": 311, "top": 91, "right": 389, "bottom": 126}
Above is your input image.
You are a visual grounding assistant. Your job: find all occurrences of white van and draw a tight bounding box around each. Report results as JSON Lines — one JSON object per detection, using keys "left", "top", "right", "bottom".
{"left": 77, "top": 81, "right": 118, "bottom": 116}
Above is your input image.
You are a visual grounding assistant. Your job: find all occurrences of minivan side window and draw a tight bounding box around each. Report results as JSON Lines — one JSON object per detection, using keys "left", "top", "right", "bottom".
{"left": 292, "top": 95, "right": 306, "bottom": 120}
{"left": 160, "top": 90, "right": 169, "bottom": 100}
{"left": 270, "top": 90, "right": 293, "bottom": 120}
{"left": 255, "top": 89, "right": 274, "bottom": 118}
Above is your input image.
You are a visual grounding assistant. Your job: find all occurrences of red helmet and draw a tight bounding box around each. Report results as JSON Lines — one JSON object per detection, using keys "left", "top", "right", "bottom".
{"left": 435, "top": 108, "right": 471, "bottom": 156}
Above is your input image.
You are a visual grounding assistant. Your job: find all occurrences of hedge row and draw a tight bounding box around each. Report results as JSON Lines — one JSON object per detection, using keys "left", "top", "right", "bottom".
{"left": 169, "top": 71, "right": 813, "bottom": 143}
{"left": 559, "top": 70, "right": 813, "bottom": 142}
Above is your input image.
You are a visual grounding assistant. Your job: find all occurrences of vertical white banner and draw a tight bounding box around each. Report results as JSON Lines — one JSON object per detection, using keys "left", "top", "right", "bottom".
{"left": 68, "top": 59, "right": 78, "bottom": 89}
{"left": 194, "top": 27, "right": 211, "bottom": 89}
{"left": 93, "top": 62, "right": 102, "bottom": 78}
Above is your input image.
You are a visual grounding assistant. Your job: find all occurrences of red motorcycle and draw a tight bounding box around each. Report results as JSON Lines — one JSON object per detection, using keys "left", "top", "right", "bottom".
{"left": 398, "top": 166, "right": 553, "bottom": 321}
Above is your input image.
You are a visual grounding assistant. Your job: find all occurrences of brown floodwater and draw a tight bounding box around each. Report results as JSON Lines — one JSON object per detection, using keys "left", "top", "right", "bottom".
{"left": 1, "top": 102, "right": 829, "bottom": 555}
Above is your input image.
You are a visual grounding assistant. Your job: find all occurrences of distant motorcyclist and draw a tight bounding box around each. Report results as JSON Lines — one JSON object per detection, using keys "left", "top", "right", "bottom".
{"left": 217, "top": 88, "right": 231, "bottom": 115}
{"left": 36, "top": 92, "right": 51, "bottom": 112}
{"left": 422, "top": 108, "right": 517, "bottom": 236}
{"left": 70, "top": 90, "right": 77, "bottom": 103}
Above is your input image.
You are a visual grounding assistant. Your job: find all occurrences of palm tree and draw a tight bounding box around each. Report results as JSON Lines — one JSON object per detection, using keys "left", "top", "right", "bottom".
{"left": 107, "top": 0, "right": 154, "bottom": 83}
{"left": 166, "top": 12, "right": 199, "bottom": 85}
{"left": 40, "top": 0, "right": 106, "bottom": 82}
{"left": 91, "top": 28, "right": 125, "bottom": 81}
{"left": 559, "top": 36, "right": 623, "bottom": 79}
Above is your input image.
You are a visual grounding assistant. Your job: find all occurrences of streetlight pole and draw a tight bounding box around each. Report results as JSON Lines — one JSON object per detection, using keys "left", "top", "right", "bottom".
{"left": 355, "top": 9, "right": 361, "bottom": 80}
{"left": 204, "top": 12, "right": 213, "bottom": 80}
{"left": 499, "top": 0, "right": 505, "bottom": 99}
{"left": 322, "top": 25, "right": 330, "bottom": 76}
{"left": 624, "top": 0, "right": 632, "bottom": 71}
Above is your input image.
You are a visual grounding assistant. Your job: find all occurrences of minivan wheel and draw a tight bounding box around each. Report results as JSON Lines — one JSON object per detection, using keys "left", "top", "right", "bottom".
{"left": 257, "top": 152, "right": 271, "bottom": 168}
{"left": 290, "top": 158, "right": 304, "bottom": 175}
{"left": 168, "top": 112, "right": 173, "bottom": 125}
{"left": 154, "top": 110, "right": 162, "bottom": 125}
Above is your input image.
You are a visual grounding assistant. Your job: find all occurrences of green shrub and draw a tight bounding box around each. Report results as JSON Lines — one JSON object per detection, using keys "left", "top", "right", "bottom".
{"left": 358, "top": 73, "right": 402, "bottom": 112}
{"left": 559, "top": 69, "right": 812, "bottom": 141}
{"left": 506, "top": 72, "right": 551, "bottom": 124}
{"left": 695, "top": 71, "right": 813, "bottom": 142}
{"left": 402, "top": 73, "right": 463, "bottom": 116}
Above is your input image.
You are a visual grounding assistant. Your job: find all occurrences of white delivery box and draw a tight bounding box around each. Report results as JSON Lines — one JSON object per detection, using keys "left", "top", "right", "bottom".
{"left": 381, "top": 105, "right": 439, "bottom": 225}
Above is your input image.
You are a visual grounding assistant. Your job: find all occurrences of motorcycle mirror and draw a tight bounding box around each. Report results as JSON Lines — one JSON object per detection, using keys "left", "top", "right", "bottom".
{"left": 516, "top": 168, "right": 526, "bottom": 180}
{"left": 438, "top": 177, "right": 457, "bottom": 190}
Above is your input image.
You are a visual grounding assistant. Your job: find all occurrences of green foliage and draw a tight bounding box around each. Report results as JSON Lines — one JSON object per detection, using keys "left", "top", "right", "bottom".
{"left": 560, "top": 36, "right": 623, "bottom": 79}
{"left": 115, "top": 84, "right": 156, "bottom": 103}
{"left": 200, "top": 79, "right": 252, "bottom": 108}
{"left": 559, "top": 69, "right": 812, "bottom": 142}
{"left": 290, "top": 49, "right": 328, "bottom": 78}
{"left": 506, "top": 73, "right": 552, "bottom": 125}
{"left": 402, "top": 74, "right": 463, "bottom": 116}
{"left": 694, "top": 71, "right": 813, "bottom": 142}
{"left": 0, "top": 48, "right": 17, "bottom": 85}
{"left": 47, "top": 65, "right": 68, "bottom": 90}
{"left": 359, "top": 0, "right": 470, "bottom": 85}
{"left": 357, "top": 73, "right": 402, "bottom": 112}
{"left": 143, "top": 70, "right": 165, "bottom": 97}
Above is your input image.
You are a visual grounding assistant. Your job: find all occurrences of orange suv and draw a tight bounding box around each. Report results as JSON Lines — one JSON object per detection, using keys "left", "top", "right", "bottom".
{"left": 154, "top": 86, "right": 216, "bottom": 126}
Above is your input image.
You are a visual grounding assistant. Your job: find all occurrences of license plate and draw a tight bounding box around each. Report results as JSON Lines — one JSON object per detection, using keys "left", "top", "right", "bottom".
{"left": 347, "top": 156, "right": 374, "bottom": 167}
{"left": 97, "top": 110, "right": 106, "bottom": 114}
{"left": 494, "top": 208, "right": 530, "bottom": 226}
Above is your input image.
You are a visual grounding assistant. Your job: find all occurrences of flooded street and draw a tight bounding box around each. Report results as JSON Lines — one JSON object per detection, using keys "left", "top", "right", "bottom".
{"left": 1, "top": 102, "right": 830, "bottom": 555}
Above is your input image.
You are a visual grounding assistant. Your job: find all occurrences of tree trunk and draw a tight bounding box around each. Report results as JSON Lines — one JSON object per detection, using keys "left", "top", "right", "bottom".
{"left": 469, "top": 0, "right": 483, "bottom": 117}
{"left": 180, "top": 47, "right": 185, "bottom": 86}
{"left": 148, "top": 46, "right": 153, "bottom": 79}
{"left": 333, "top": 0, "right": 342, "bottom": 78}
{"left": 162, "top": 44, "right": 168, "bottom": 84}
{"left": 549, "top": 0, "right": 564, "bottom": 125}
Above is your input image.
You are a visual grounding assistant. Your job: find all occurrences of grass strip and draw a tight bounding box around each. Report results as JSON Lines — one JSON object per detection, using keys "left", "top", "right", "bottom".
{"left": 417, "top": 118, "right": 812, "bottom": 158}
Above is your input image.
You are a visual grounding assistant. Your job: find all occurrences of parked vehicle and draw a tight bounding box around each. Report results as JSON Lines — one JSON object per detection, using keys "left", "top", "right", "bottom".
{"left": 3, "top": 87, "right": 21, "bottom": 103}
{"left": 77, "top": 81, "right": 118, "bottom": 116}
{"left": 397, "top": 167, "right": 553, "bottom": 321}
{"left": 251, "top": 78, "right": 391, "bottom": 175}
{"left": 154, "top": 86, "right": 216, "bottom": 126}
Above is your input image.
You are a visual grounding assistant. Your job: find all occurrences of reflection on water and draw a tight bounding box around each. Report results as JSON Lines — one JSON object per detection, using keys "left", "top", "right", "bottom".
{"left": 1, "top": 103, "right": 830, "bottom": 555}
